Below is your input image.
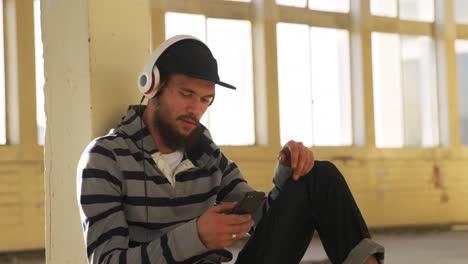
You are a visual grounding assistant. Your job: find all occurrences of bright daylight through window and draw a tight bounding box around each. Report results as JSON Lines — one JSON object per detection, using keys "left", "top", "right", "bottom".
{"left": 34, "top": 0, "right": 45, "bottom": 145}
{"left": 276, "top": 0, "right": 349, "bottom": 12}
{"left": 456, "top": 40, "right": 468, "bottom": 145}
{"left": 165, "top": 12, "right": 255, "bottom": 146}
{"left": 455, "top": 0, "right": 468, "bottom": 24}
{"left": 371, "top": 0, "right": 434, "bottom": 21}
{"left": 277, "top": 23, "right": 352, "bottom": 147}
{"left": 372, "top": 33, "right": 439, "bottom": 148}
{"left": 0, "top": 0, "right": 6, "bottom": 145}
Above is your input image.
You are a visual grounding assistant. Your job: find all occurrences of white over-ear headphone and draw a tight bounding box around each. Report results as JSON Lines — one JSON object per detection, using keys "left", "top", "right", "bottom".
{"left": 137, "top": 35, "right": 201, "bottom": 99}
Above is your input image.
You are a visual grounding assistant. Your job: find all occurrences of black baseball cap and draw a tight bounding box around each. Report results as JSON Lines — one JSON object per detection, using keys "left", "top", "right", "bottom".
{"left": 155, "top": 39, "right": 236, "bottom": 90}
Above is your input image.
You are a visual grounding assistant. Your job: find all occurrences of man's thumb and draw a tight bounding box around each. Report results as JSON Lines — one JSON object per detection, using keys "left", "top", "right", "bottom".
{"left": 277, "top": 148, "right": 291, "bottom": 167}
{"left": 277, "top": 152, "right": 286, "bottom": 162}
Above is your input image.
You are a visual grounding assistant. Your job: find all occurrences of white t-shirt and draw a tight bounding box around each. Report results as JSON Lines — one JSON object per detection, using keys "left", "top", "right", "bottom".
{"left": 152, "top": 151, "right": 193, "bottom": 187}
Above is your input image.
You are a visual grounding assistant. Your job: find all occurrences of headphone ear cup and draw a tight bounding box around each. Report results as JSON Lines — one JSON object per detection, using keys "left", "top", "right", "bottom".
{"left": 145, "top": 66, "right": 160, "bottom": 99}
{"left": 152, "top": 66, "right": 160, "bottom": 92}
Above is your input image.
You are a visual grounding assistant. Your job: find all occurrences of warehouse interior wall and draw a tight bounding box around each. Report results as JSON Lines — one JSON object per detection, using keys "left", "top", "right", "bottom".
{"left": 0, "top": 0, "right": 466, "bottom": 263}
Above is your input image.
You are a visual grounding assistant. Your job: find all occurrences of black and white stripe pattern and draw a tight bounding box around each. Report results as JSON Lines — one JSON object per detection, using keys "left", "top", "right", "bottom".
{"left": 77, "top": 106, "right": 291, "bottom": 263}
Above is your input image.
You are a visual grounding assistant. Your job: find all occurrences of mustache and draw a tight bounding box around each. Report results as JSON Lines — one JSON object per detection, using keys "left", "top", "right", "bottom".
{"left": 177, "top": 114, "right": 199, "bottom": 124}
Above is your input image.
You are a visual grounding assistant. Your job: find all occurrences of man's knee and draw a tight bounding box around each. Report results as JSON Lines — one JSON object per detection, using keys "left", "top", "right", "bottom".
{"left": 309, "top": 160, "right": 346, "bottom": 186}
{"left": 316, "top": 160, "right": 338, "bottom": 171}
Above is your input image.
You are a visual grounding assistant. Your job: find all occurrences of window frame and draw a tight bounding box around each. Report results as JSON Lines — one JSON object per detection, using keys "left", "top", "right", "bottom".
{"left": 0, "top": 0, "right": 43, "bottom": 161}
{"left": 150, "top": 0, "right": 468, "bottom": 161}
{"left": 152, "top": 0, "right": 266, "bottom": 156}
{"left": 0, "top": 0, "right": 44, "bottom": 252}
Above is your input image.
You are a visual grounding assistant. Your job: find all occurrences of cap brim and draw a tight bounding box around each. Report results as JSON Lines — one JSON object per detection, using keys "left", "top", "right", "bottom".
{"left": 216, "top": 81, "right": 236, "bottom": 90}
{"left": 182, "top": 72, "right": 237, "bottom": 90}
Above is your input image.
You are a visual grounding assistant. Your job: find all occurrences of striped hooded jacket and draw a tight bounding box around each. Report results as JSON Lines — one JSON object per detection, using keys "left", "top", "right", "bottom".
{"left": 77, "top": 105, "right": 292, "bottom": 264}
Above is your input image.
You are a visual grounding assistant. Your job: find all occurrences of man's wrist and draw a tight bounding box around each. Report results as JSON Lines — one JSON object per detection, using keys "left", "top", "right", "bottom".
{"left": 274, "top": 163, "right": 294, "bottom": 188}
{"left": 195, "top": 217, "right": 208, "bottom": 248}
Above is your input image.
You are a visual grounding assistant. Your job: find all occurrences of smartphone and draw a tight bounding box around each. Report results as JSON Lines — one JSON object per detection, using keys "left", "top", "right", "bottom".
{"left": 229, "top": 191, "right": 265, "bottom": 215}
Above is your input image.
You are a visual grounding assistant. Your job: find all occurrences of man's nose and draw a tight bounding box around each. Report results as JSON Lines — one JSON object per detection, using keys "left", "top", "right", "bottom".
{"left": 187, "top": 97, "right": 204, "bottom": 116}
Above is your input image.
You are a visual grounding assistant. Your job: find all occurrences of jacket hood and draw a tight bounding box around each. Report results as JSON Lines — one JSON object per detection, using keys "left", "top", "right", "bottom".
{"left": 114, "top": 105, "right": 220, "bottom": 168}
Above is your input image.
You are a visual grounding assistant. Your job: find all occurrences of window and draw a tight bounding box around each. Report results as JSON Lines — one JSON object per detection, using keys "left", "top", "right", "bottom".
{"left": 371, "top": 0, "right": 434, "bottom": 21}
{"left": 34, "top": 0, "right": 45, "bottom": 145}
{"left": 456, "top": 40, "right": 468, "bottom": 145}
{"left": 276, "top": 0, "right": 349, "bottom": 12}
{"left": 276, "top": 0, "right": 307, "bottom": 8}
{"left": 309, "top": 0, "right": 349, "bottom": 13}
{"left": 372, "top": 33, "right": 438, "bottom": 148}
{"left": 371, "top": 0, "right": 397, "bottom": 17}
{"left": 155, "top": 0, "right": 468, "bottom": 152}
{"left": 455, "top": 0, "right": 468, "bottom": 24}
{"left": 165, "top": 12, "right": 255, "bottom": 146}
{"left": 277, "top": 23, "right": 352, "bottom": 146}
{"left": 371, "top": 33, "right": 401, "bottom": 147}
{"left": 0, "top": 0, "right": 6, "bottom": 145}
{"left": 399, "top": 0, "right": 434, "bottom": 21}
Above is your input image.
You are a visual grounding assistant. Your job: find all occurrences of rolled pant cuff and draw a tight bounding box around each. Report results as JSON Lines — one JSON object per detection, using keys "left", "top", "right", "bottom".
{"left": 343, "top": 238, "right": 385, "bottom": 264}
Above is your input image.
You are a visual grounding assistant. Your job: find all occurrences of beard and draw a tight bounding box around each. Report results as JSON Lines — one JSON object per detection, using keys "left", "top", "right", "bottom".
{"left": 153, "top": 99, "right": 200, "bottom": 151}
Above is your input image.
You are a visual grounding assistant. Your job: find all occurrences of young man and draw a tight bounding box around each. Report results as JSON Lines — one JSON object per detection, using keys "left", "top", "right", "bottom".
{"left": 77, "top": 36, "right": 384, "bottom": 264}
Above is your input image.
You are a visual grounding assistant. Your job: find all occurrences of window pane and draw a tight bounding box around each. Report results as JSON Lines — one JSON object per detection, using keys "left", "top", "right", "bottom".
{"left": 165, "top": 12, "right": 206, "bottom": 40}
{"left": 277, "top": 23, "right": 313, "bottom": 146}
{"left": 206, "top": 19, "right": 254, "bottom": 145}
{"left": 372, "top": 33, "right": 403, "bottom": 147}
{"left": 34, "top": 0, "right": 45, "bottom": 145}
{"left": 165, "top": 14, "right": 255, "bottom": 145}
{"left": 400, "top": 36, "right": 438, "bottom": 147}
{"left": 455, "top": 40, "right": 468, "bottom": 145}
{"left": 276, "top": 0, "right": 307, "bottom": 8}
{"left": 277, "top": 23, "right": 352, "bottom": 146}
{"left": 372, "top": 33, "right": 439, "bottom": 148}
{"left": 455, "top": 0, "right": 468, "bottom": 24}
{"left": 308, "top": 0, "right": 349, "bottom": 13}
{"left": 0, "top": 0, "right": 5, "bottom": 145}
{"left": 399, "top": 0, "right": 434, "bottom": 21}
{"left": 309, "top": 27, "right": 352, "bottom": 146}
{"left": 371, "top": 0, "right": 397, "bottom": 17}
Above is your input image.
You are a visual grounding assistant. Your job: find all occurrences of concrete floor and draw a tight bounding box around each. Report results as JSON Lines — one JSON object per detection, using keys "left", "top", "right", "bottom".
{"left": 1, "top": 230, "right": 467, "bottom": 263}
{"left": 226, "top": 229, "right": 468, "bottom": 264}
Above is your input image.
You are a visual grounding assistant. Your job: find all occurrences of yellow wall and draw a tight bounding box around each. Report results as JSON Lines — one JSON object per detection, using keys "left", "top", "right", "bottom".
{"left": 1, "top": 0, "right": 467, "bottom": 263}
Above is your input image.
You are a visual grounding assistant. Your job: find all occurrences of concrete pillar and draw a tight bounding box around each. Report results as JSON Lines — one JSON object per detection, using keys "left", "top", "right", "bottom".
{"left": 42, "top": 0, "right": 150, "bottom": 262}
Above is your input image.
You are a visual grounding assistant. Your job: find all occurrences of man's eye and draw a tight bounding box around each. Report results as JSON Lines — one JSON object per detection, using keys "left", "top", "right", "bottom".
{"left": 201, "top": 98, "right": 212, "bottom": 104}
{"left": 180, "top": 91, "right": 191, "bottom": 97}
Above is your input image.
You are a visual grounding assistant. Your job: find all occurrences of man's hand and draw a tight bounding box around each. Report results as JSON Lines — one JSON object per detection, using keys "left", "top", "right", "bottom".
{"left": 277, "top": 140, "right": 315, "bottom": 181}
{"left": 196, "top": 202, "right": 254, "bottom": 249}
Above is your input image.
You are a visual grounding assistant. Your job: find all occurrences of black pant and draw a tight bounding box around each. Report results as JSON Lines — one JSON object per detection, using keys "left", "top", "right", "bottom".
{"left": 235, "top": 161, "right": 375, "bottom": 264}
